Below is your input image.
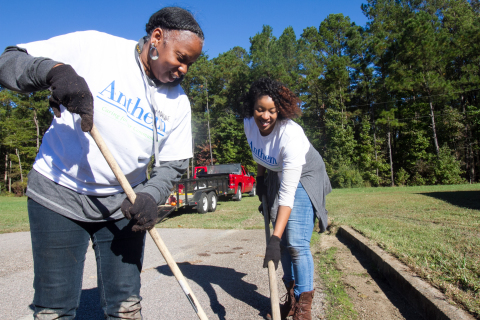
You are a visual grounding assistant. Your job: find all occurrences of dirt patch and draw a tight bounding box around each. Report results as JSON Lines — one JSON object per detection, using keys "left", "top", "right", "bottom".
{"left": 319, "top": 232, "right": 423, "bottom": 320}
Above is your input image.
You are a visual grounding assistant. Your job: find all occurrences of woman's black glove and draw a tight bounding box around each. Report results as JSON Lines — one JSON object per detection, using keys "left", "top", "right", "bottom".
{"left": 121, "top": 192, "right": 158, "bottom": 232}
{"left": 46, "top": 64, "right": 94, "bottom": 132}
{"left": 256, "top": 176, "right": 267, "bottom": 202}
{"left": 263, "top": 235, "right": 281, "bottom": 270}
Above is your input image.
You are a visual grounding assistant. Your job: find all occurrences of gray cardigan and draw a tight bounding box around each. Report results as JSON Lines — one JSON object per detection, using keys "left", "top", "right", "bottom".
{"left": 265, "top": 144, "right": 332, "bottom": 232}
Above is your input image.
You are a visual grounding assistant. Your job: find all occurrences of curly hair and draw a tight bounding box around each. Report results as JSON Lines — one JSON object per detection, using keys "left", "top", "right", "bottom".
{"left": 146, "top": 7, "right": 204, "bottom": 40}
{"left": 242, "top": 78, "right": 301, "bottom": 120}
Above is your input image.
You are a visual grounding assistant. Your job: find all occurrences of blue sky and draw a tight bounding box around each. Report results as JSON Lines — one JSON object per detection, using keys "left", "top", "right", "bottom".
{"left": 1, "top": 0, "right": 369, "bottom": 59}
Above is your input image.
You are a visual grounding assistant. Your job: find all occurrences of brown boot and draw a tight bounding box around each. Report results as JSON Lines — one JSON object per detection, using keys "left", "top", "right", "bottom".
{"left": 292, "top": 290, "right": 314, "bottom": 320}
{"left": 266, "top": 280, "right": 296, "bottom": 320}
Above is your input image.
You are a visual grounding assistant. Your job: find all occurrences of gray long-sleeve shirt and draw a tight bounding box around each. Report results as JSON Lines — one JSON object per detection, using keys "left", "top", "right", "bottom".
{"left": 0, "top": 46, "right": 59, "bottom": 92}
{"left": 266, "top": 144, "right": 332, "bottom": 232}
{"left": 0, "top": 46, "right": 187, "bottom": 221}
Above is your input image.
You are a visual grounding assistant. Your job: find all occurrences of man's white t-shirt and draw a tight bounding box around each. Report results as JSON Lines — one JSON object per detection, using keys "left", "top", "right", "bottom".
{"left": 19, "top": 31, "right": 193, "bottom": 196}
{"left": 244, "top": 117, "right": 310, "bottom": 208}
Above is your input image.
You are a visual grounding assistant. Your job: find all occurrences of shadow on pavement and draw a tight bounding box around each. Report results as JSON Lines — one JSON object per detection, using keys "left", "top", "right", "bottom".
{"left": 77, "top": 288, "right": 104, "bottom": 319}
{"left": 418, "top": 190, "right": 480, "bottom": 210}
{"left": 155, "top": 262, "right": 271, "bottom": 320}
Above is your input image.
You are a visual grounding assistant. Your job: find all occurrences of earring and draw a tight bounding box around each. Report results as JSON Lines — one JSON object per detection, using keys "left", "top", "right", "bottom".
{"left": 149, "top": 43, "right": 159, "bottom": 61}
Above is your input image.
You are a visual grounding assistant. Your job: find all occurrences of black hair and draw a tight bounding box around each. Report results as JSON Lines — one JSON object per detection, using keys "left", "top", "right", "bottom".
{"left": 242, "top": 78, "right": 301, "bottom": 120}
{"left": 146, "top": 7, "right": 204, "bottom": 40}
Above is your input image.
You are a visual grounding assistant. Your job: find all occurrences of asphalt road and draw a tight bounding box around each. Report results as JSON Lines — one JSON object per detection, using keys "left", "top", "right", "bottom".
{"left": 0, "top": 228, "right": 325, "bottom": 320}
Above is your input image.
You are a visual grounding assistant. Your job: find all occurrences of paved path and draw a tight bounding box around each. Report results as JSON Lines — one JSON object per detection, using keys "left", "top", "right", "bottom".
{"left": 0, "top": 228, "right": 325, "bottom": 320}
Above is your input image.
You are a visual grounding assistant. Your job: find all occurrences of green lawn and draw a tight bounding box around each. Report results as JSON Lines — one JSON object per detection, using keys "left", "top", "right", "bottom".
{"left": 0, "top": 196, "right": 29, "bottom": 233}
{"left": 1, "top": 184, "right": 479, "bottom": 318}
{"left": 160, "top": 195, "right": 264, "bottom": 229}
{"left": 326, "top": 184, "right": 480, "bottom": 319}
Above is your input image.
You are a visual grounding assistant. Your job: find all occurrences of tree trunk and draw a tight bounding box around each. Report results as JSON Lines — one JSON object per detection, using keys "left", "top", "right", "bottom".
{"left": 388, "top": 130, "right": 394, "bottom": 186}
{"left": 4, "top": 154, "right": 7, "bottom": 187}
{"left": 16, "top": 148, "right": 23, "bottom": 182}
{"left": 204, "top": 80, "right": 213, "bottom": 165}
{"left": 371, "top": 104, "right": 379, "bottom": 179}
{"left": 191, "top": 136, "right": 195, "bottom": 176}
{"left": 339, "top": 87, "right": 344, "bottom": 128}
{"left": 320, "top": 102, "right": 326, "bottom": 152}
{"left": 34, "top": 109, "right": 40, "bottom": 151}
{"left": 8, "top": 160, "right": 12, "bottom": 193}
{"left": 428, "top": 98, "right": 440, "bottom": 156}
{"left": 464, "top": 98, "right": 475, "bottom": 183}
{"left": 374, "top": 132, "right": 379, "bottom": 178}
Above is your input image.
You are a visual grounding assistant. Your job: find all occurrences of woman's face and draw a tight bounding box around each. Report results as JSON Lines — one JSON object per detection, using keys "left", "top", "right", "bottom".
{"left": 253, "top": 95, "right": 278, "bottom": 136}
{"left": 145, "top": 29, "right": 203, "bottom": 83}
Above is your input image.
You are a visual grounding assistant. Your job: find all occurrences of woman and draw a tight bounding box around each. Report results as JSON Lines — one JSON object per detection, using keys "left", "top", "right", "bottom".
{"left": 242, "top": 78, "right": 332, "bottom": 320}
{"left": 0, "top": 7, "right": 203, "bottom": 319}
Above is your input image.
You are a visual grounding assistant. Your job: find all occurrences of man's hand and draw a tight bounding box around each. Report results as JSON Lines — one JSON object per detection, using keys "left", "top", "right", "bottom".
{"left": 121, "top": 192, "right": 158, "bottom": 232}
{"left": 263, "top": 235, "right": 281, "bottom": 270}
{"left": 46, "top": 64, "right": 94, "bottom": 132}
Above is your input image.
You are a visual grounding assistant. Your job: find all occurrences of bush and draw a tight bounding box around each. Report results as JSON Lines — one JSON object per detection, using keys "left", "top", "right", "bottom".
{"left": 363, "top": 171, "right": 381, "bottom": 187}
{"left": 11, "top": 180, "right": 28, "bottom": 197}
{"left": 395, "top": 167, "right": 410, "bottom": 186}
{"left": 331, "top": 165, "right": 364, "bottom": 188}
{"left": 409, "top": 172, "right": 426, "bottom": 186}
{"left": 409, "top": 158, "right": 436, "bottom": 186}
{"left": 434, "top": 145, "right": 465, "bottom": 185}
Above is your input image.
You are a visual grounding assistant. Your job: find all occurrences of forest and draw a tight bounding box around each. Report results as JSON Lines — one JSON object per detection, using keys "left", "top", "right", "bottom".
{"left": 1, "top": 0, "right": 480, "bottom": 195}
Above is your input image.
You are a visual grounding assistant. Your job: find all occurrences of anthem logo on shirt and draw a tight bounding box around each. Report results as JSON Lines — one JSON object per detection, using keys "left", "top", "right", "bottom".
{"left": 96, "top": 80, "right": 166, "bottom": 140}
{"left": 249, "top": 141, "right": 278, "bottom": 166}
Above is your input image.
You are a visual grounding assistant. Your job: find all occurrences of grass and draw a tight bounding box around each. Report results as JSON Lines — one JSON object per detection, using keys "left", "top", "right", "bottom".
{"left": 327, "top": 183, "right": 480, "bottom": 319}
{"left": 0, "top": 196, "right": 29, "bottom": 233}
{"left": 160, "top": 195, "right": 265, "bottom": 229}
{"left": 311, "top": 232, "right": 358, "bottom": 320}
{"left": 1, "top": 184, "right": 479, "bottom": 318}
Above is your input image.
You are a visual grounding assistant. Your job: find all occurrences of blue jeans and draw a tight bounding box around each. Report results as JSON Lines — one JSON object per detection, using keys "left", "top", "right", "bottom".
{"left": 274, "top": 182, "right": 315, "bottom": 299}
{"left": 28, "top": 198, "right": 145, "bottom": 319}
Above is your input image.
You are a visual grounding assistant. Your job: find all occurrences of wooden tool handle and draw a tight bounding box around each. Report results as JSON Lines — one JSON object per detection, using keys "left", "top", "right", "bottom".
{"left": 90, "top": 124, "right": 208, "bottom": 320}
{"left": 262, "top": 195, "right": 281, "bottom": 320}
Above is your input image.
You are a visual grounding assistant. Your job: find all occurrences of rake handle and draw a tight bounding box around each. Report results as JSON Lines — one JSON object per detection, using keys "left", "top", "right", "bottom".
{"left": 262, "top": 195, "right": 281, "bottom": 320}
{"left": 90, "top": 124, "right": 208, "bottom": 320}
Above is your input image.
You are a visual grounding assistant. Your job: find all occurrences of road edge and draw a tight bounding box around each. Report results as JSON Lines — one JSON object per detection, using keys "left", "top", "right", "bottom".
{"left": 338, "top": 225, "right": 475, "bottom": 320}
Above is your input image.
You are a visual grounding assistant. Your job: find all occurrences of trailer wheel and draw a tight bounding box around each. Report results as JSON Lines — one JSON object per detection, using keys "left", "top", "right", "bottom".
{"left": 197, "top": 192, "right": 208, "bottom": 213}
{"left": 235, "top": 186, "right": 242, "bottom": 201}
{"left": 207, "top": 192, "right": 217, "bottom": 212}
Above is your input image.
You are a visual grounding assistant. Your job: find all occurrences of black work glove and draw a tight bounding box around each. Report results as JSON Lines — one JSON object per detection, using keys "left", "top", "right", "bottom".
{"left": 263, "top": 235, "right": 281, "bottom": 270}
{"left": 46, "top": 64, "right": 94, "bottom": 132}
{"left": 256, "top": 176, "right": 267, "bottom": 202}
{"left": 121, "top": 192, "right": 158, "bottom": 232}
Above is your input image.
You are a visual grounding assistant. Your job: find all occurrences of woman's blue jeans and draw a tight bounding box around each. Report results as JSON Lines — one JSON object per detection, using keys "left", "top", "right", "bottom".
{"left": 274, "top": 182, "right": 315, "bottom": 299}
{"left": 28, "top": 198, "right": 145, "bottom": 320}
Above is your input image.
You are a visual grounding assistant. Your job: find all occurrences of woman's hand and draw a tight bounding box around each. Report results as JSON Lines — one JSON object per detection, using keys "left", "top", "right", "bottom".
{"left": 121, "top": 192, "right": 158, "bottom": 232}
{"left": 264, "top": 235, "right": 281, "bottom": 270}
{"left": 46, "top": 64, "right": 94, "bottom": 132}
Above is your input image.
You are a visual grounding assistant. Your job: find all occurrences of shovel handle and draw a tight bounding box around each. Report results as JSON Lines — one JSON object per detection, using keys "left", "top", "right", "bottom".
{"left": 262, "top": 195, "right": 281, "bottom": 320}
{"left": 90, "top": 124, "right": 208, "bottom": 320}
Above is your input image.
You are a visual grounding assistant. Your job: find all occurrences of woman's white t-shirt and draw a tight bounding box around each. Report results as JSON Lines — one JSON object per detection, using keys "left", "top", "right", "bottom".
{"left": 19, "top": 31, "right": 193, "bottom": 196}
{"left": 244, "top": 117, "right": 310, "bottom": 207}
